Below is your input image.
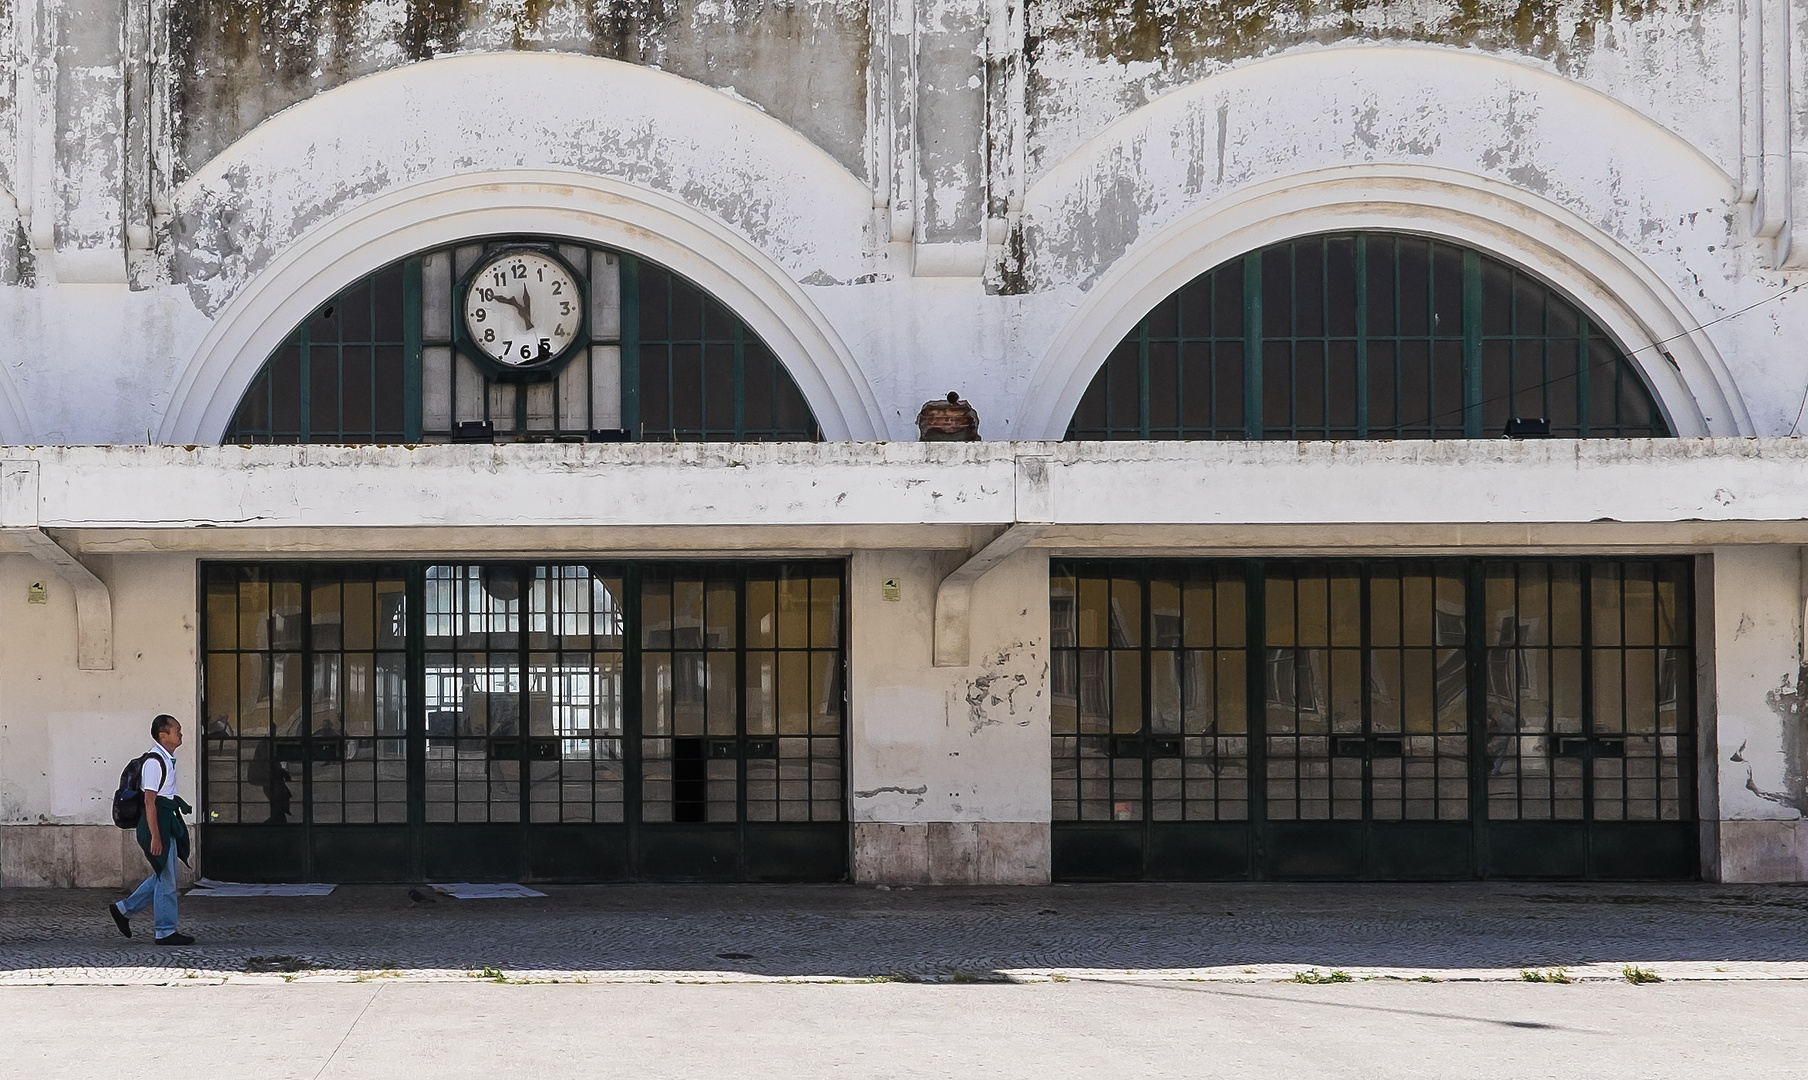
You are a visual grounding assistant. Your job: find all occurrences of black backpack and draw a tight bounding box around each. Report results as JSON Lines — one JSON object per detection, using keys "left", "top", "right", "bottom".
{"left": 111, "top": 753, "right": 165, "bottom": 830}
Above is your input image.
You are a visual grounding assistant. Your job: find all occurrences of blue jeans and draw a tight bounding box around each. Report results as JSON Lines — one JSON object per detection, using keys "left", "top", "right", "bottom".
{"left": 120, "top": 848, "right": 179, "bottom": 938}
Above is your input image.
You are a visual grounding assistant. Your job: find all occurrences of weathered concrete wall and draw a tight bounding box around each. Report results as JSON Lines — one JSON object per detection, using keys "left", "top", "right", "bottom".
{"left": 170, "top": 0, "right": 873, "bottom": 178}
{"left": 848, "top": 547, "right": 1050, "bottom": 883}
{"left": 0, "top": 551, "right": 199, "bottom": 886}
{"left": 6, "top": 0, "right": 1808, "bottom": 889}
{"left": 0, "top": 4, "right": 1801, "bottom": 446}
{"left": 1025, "top": 0, "right": 1739, "bottom": 184}
{"left": 1712, "top": 545, "right": 1808, "bottom": 881}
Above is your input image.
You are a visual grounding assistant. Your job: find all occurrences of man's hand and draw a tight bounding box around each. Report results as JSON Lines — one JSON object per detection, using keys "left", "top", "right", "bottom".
{"left": 150, "top": 836, "right": 163, "bottom": 857}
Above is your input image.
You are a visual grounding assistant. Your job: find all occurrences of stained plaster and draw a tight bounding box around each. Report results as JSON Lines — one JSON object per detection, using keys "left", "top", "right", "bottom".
{"left": 55, "top": 0, "right": 125, "bottom": 253}
{"left": 1024, "top": 0, "right": 1738, "bottom": 186}
{"left": 1003, "top": 47, "right": 1803, "bottom": 440}
{"left": 164, "top": 52, "right": 874, "bottom": 319}
{"left": 168, "top": 0, "right": 874, "bottom": 179}
{"left": 1714, "top": 546, "right": 1805, "bottom": 822}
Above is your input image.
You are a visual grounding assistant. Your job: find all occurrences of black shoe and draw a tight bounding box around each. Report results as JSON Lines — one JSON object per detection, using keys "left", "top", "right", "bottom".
{"left": 107, "top": 902, "right": 131, "bottom": 938}
{"left": 154, "top": 932, "right": 195, "bottom": 946}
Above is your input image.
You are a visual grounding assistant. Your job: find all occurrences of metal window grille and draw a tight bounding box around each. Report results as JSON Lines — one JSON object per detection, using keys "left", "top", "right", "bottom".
{"left": 1482, "top": 560, "right": 1695, "bottom": 823}
{"left": 202, "top": 560, "right": 845, "bottom": 832}
{"left": 224, "top": 266, "right": 412, "bottom": 443}
{"left": 202, "top": 565, "right": 410, "bottom": 826}
{"left": 420, "top": 564, "right": 627, "bottom": 826}
{"left": 224, "top": 240, "right": 821, "bottom": 444}
{"left": 1067, "top": 233, "right": 1671, "bottom": 440}
{"left": 1050, "top": 557, "right": 1694, "bottom": 832}
{"left": 628, "top": 260, "right": 820, "bottom": 442}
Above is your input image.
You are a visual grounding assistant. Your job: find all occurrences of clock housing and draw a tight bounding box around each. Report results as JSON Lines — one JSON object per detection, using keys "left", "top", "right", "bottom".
{"left": 455, "top": 245, "right": 589, "bottom": 381}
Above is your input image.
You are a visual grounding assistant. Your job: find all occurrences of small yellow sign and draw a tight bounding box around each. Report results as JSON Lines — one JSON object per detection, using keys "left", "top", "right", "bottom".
{"left": 26, "top": 581, "right": 47, "bottom": 605}
{"left": 881, "top": 578, "right": 901, "bottom": 602}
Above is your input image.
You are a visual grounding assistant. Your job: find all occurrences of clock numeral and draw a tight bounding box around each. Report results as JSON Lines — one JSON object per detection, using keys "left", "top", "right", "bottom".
{"left": 559, "top": 301, "right": 572, "bottom": 315}
{"left": 551, "top": 280, "right": 563, "bottom": 295}
{"left": 491, "top": 272, "right": 507, "bottom": 288}
{"left": 512, "top": 263, "right": 527, "bottom": 280}
{"left": 536, "top": 266, "right": 544, "bottom": 281}
{"left": 502, "top": 340, "right": 512, "bottom": 354}
{"left": 554, "top": 324, "right": 566, "bottom": 337}
{"left": 483, "top": 328, "right": 495, "bottom": 343}
{"left": 472, "top": 307, "right": 486, "bottom": 322}
{"left": 520, "top": 344, "right": 533, "bottom": 360}
{"left": 539, "top": 338, "right": 551, "bottom": 354}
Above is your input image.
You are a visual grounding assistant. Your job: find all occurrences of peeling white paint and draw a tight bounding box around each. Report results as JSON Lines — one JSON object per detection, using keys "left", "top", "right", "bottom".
{"left": 7, "top": 1, "right": 1808, "bottom": 883}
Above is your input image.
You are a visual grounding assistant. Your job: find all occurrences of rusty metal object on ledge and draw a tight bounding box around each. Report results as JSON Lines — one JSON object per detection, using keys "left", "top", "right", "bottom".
{"left": 916, "top": 391, "right": 981, "bottom": 441}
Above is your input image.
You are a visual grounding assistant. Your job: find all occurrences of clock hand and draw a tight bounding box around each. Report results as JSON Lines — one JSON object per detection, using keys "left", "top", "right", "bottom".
{"left": 519, "top": 287, "right": 535, "bottom": 331}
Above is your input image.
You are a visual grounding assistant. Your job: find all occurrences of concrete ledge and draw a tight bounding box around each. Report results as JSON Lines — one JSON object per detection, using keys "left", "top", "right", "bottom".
{"left": 853, "top": 822, "right": 1049, "bottom": 885}
{"left": 9, "top": 439, "right": 1808, "bottom": 539}
{"left": 1717, "top": 819, "right": 1808, "bottom": 882}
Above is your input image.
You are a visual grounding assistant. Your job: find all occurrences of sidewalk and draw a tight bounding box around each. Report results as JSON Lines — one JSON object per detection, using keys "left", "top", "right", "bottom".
{"left": 8, "top": 880, "right": 1808, "bottom": 986}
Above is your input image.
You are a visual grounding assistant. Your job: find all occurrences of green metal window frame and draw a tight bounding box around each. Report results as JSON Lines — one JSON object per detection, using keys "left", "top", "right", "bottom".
{"left": 224, "top": 263, "right": 416, "bottom": 443}
{"left": 199, "top": 559, "right": 849, "bottom": 884}
{"left": 224, "top": 240, "right": 822, "bottom": 445}
{"left": 626, "top": 257, "right": 820, "bottom": 442}
{"left": 1067, "top": 233, "right": 1672, "bottom": 441}
{"left": 1050, "top": 557, "right": 1698, "bottom": 881}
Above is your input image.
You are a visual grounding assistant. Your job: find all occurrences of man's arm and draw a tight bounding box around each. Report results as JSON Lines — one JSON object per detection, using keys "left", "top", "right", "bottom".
{"left": 144, "top": 787, "right": 162, "bottom": 856}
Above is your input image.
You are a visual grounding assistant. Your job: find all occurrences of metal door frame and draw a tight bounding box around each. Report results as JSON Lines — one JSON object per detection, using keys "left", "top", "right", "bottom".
{"left": 1050, "top": 557, "right": 1699, "bottom": 882}
{"left": 199, "top": 559, "right": 849, "bottom": 884}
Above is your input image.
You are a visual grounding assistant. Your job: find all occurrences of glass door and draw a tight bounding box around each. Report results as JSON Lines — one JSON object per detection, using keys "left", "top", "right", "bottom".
{"left": 1260, "top": 561, "right": 1471, "bottom": 879}
{"left": 1050, "top": 557, "right": 1698, "bottom": 882}
{"left": 201, "top": 560, "right": 846, "bottom": 884}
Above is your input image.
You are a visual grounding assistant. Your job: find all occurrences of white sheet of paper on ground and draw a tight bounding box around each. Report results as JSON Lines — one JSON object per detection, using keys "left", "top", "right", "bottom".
{"left": 189, "top": 879, "right": 337, "bottom": 897}
{"left": 433, "top": 882, "right": 547, "bottom": 899}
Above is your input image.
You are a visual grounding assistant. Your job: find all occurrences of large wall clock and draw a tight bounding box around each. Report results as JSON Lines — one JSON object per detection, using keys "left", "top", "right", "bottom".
{"left": 456, "top": 245, "right": 588, "bottom": 379}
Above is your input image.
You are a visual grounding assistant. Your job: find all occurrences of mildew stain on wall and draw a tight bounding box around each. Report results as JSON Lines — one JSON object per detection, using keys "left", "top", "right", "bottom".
{"left": 169, "top": 0, "right": 873, "bottom": 178}
{"left": 1024, "top": 0, "right": 1726, "bottom": 177}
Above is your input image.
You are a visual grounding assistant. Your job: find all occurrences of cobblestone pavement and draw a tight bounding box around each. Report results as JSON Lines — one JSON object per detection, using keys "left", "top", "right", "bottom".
{"left": 7, "top": 881, "right": 1808, "bottom": 985}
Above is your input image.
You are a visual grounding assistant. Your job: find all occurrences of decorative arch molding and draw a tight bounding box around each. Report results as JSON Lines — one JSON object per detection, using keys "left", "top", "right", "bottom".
{"left": 1015, "top": 44, "right": 1750, "bottom": 439}
{"left": 1017, "top": 167, "right": 1749, "bottom": 440}
{"left": 159, "top": 51, "right": 883, "bottom": 442}
{"left": 161, "top": 170, "right": 886, "bottom": 443}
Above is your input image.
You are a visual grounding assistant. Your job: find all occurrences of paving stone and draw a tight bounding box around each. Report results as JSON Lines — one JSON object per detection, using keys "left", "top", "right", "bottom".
{"left": 9, "top": 881, "right": 1808, "bottom": 985}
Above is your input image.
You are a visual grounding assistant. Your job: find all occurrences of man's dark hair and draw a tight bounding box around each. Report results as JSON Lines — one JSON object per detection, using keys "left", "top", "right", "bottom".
{"left": 151, "top": 714, "right": 178, "bottom": 740}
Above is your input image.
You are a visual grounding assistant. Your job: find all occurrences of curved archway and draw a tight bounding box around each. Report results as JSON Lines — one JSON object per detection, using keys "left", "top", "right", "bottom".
{"left": 162, "top": 170, "right": 884, "bottom": 443}
{"left": 160, "top": 52, "right": 883, "bottom": 443}
{"left": 1014, "top": 43, "right": 1749, "bottom": 439}
{"left": 222, "top": 237, "right": 825, "bottom": 444}
{"left": 1064, "top": 230, "right": 1670, "bottom": 440}
{"left": 1017, "top": 167, "right": 1747, "bottom": 439}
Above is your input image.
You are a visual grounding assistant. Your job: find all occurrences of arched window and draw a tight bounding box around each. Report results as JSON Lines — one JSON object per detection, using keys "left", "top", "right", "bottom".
{"left": 226, "top": 238, "right": 821, "bottom": 444}
{"left": 1066, "top": 233, "right": 1671, "bottom": 440}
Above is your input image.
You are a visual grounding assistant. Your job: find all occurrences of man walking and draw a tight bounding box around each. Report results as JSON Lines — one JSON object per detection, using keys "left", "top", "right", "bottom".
{"left": 107, "top": 714, "right": 195, "bottom": 946}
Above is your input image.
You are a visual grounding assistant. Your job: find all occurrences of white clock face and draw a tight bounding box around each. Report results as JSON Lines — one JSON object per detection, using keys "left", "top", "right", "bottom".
{"left": 463, "top": 250, "right": 584, "bottom": 367}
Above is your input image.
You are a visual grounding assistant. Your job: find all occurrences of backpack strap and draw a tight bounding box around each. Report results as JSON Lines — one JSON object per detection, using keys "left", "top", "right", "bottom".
{"left": 140, "top": 752, "right": 167, "bottom": 795}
